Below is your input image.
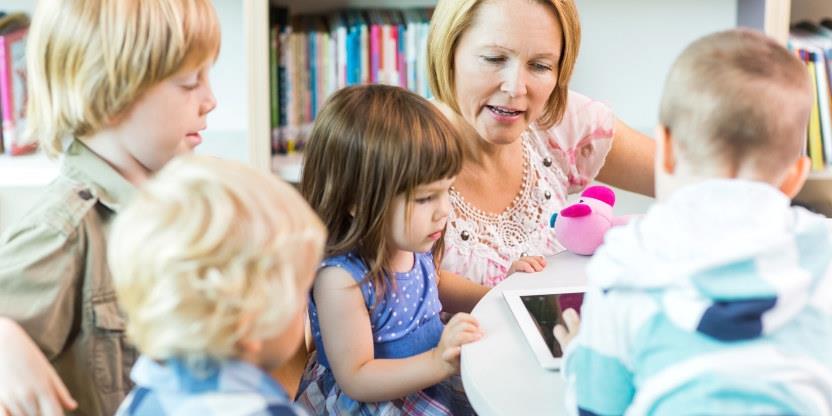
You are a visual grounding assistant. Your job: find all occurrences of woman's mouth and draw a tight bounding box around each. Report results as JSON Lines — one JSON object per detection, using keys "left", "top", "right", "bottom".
{"left": 486, "top": 105, "right": 524, "bottom": 121}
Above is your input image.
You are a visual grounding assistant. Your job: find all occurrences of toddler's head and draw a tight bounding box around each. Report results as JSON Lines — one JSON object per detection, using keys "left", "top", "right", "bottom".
{"left": 26, "top": 0, "right": 220, "bottom": 161}
{"left": 301, "top": 85, "right": 463, "bottom": 295}
{"left": 109, "top": 155, "right": 325, "bottom": 371}
{"left": 657, "top": 29, "right": 812, "bottom": 198}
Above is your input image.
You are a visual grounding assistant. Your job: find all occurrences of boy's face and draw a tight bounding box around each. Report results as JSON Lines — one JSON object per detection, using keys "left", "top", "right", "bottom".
{"left": 115, "top": 63, "right": 217, "bottom": 173}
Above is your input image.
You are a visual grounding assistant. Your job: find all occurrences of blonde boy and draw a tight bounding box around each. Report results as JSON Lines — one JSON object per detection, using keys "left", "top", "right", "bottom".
{"left": 0, "top": 0, "right": 218, "bottom": 414}
{"left": 110, "top": 156, "right": 324, "bottom": 415}
{"left": 556, "top": 29, "right": 832, "bottom": 415}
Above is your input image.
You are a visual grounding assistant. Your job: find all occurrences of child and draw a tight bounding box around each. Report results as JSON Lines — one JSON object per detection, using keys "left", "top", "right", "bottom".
{"left": 0, "top": 0, "right": 219, "bottom": 413}
{"left": 296, "top": 84, "right": 485, "bottom": 415}
{"left": 110, "top": 155, "right": 325, "bottom": 415}
{"left": 555, "top": 29, "right": 832, "bottom": 415}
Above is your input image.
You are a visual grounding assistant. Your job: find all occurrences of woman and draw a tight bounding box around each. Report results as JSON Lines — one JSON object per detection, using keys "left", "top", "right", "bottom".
{"left": 428, "top": 0, "right": 655, "bottom": 287}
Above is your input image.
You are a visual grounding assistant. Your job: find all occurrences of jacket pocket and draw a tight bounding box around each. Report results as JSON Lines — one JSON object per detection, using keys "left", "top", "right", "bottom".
{"left": 91, "top": 301, "right": 135, "bottom": 395}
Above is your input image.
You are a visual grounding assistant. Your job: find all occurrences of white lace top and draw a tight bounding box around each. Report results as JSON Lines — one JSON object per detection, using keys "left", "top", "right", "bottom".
{"left": 441, "top": 91, "right": 615, "bottom": 287}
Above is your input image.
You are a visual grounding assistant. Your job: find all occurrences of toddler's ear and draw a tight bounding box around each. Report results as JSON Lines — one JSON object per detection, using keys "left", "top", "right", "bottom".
{"left": 655, "top": 125, "right": 676, "bottom": 176}
{"left": 236, "top": 337, "right": 264, "bottom": 358}
{"left": 779, "top": 156, "right": 810, "bottom": 199}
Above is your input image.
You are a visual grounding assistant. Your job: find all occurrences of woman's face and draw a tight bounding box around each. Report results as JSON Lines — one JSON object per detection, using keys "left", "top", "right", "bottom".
{"left": 453, "top": 0, "right": 562, "bottom": 145}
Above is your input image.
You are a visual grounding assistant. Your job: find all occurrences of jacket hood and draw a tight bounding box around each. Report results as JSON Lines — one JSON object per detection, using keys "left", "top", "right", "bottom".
{"left": 587, "top": 179, "right": 831, "bottom": 341}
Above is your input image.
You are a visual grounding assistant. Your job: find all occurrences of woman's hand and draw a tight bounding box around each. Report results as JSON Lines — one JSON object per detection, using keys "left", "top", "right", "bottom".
{"left": 0, "top": 318, "right": 77, "bottom": 416}
{"left": 508, "top": 256, "right": 547, "bottom": 274}
{"left": 553, "top": 308, "right": 581, "bottom": 350}
{"left": 433, "top": 313, "right": 483, "bottom": 377}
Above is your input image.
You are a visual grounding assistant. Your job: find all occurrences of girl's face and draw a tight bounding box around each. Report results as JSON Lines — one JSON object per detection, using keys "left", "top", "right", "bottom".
{"left": 389, "top": 177, "right": 455, "bottom": 255}
{"left": 452, "top": 0, "right": 562, "bottom": 145}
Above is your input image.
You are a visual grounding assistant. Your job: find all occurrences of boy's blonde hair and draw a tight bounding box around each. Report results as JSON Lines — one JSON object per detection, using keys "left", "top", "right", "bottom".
{"left": 427, "top": 0, "right": 581, "bottom": 128}
{"left": 26, "top": 0, "right": 221, "bottom": 156}
{"left": 301, "top": 85, "right": 463, "bottom": 301}
{"left": 659, "top": 29, "right": 812, "bottom": 179}
{"left": 109, "top": 155, "right": 325, "bottom": 363}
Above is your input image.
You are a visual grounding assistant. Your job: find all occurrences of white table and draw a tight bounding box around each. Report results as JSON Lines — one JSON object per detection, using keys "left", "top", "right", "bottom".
{"left": 460, "top": 251, "right": 589, "bottom": 416}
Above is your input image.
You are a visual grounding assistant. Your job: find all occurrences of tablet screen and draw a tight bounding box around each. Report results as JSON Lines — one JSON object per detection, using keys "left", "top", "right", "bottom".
{"left": 519, "top": 292, "right": 584, "bottom": 358}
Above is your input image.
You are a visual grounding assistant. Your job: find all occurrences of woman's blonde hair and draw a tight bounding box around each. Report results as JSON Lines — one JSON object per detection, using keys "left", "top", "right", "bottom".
{"left": 301, "top": 85, "right": 463, "bottom": 301}
{"left": 109, "top": 155, "right": 325, "bottom": 364}
{"left": 428, "top": 0, "right": 581, "bottom": 128}
{"left": 26, "top": 0, "right": 221, "bottom": 156}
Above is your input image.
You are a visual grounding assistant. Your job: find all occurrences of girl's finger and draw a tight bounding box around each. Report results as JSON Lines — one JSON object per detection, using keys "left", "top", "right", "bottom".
{"left": 441, "top": 346, "right": 462, "bottom": 361}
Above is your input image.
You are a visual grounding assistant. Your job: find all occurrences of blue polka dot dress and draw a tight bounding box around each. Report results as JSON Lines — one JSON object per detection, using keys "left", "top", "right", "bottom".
{"left": 295, "top": 252, "right": 474, "bottom": 415}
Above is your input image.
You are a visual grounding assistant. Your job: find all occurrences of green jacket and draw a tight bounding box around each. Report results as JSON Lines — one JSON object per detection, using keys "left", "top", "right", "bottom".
{"left": 0, "top": 139, "right": 138, "bottom": 415}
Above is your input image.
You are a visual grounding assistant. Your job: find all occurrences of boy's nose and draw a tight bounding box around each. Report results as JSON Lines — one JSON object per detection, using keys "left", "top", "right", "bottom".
{"left": 201, "top": 84, "right": 217, "bottom": 114}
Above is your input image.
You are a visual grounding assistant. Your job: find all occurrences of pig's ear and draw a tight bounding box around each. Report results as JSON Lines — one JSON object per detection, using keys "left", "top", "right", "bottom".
{"left": 560, "top": 203, "right": 592, "bottom": 218}
{"left": 580, "top": 185, "right": 615, "bottom": 206}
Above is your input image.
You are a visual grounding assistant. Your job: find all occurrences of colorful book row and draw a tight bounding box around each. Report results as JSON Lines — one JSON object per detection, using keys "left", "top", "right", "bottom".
{"left": 269, "top": 8, "right": 433, "bottom": 155}
{"left": 790, "top": 20, "right": 832, "bottom": 172}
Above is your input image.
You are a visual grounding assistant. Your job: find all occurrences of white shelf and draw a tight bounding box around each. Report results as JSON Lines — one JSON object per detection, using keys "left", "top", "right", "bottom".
{"left": 0, "top": 152, "right": 58, "bottom": 188}
{"left": 272, "top": 153, "right": 303, "bottom": 184}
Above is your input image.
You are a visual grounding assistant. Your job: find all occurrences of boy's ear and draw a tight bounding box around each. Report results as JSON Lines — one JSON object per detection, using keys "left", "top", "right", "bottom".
{"left": 655, "top": 125, "right": 676, "bottom": 175}
{"left": 779, "top": 156, "right": 810, "bottom": 198}
{"left": 236, "top": 337, "right": 263, "bottom": 357}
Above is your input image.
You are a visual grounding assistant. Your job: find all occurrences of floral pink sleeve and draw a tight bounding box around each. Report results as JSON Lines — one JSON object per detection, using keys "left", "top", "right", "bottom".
{"left": 543, "top": 90, "right": 615, "bottom": 194}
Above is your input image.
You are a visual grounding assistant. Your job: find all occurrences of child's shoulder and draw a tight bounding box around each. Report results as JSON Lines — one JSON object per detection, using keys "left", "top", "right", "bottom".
{"left": 1, "top": 174, "right": 99, "bottom": 242}
{"left": 320, "top": 251, "right": 369, "bottom": 279}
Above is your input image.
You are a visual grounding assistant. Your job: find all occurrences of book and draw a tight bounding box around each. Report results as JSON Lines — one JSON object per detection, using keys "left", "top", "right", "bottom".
{"left": 0, "top": 25, "right": 32, "bottom": 156}
{"left": 806, "top": 51, "right": 825, "bottom": 170}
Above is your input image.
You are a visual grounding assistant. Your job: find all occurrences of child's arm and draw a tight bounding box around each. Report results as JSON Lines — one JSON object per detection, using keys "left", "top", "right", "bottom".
{"left": 0, "top": 219, "right": 83, "bottom": 359}
{"left": 314, "top": 267, "right": 482, "bottom": 402}
{"left": 436, "top": 269, "right": 490, "bottom": 314}
{"left": 0, "top": 318, "right": 77, "bottom": 415}
{"left": 559, "top": 288, "right": 636, "bottom": 415}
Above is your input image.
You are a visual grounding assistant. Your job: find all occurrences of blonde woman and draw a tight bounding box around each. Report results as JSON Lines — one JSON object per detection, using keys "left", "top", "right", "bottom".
{"left": 0, "top": 0, "right": 219, "bottom": 413}
{"left": 428, "top": 0, "right": 655, "bottom": 286}
{"left": 110, "top": 156, "right": 325, "bottom": 415}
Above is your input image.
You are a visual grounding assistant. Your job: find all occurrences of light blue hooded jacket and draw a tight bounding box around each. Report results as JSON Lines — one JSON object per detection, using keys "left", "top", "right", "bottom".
{"left": 562, "top": 179, "right": 832, "bottom": 416}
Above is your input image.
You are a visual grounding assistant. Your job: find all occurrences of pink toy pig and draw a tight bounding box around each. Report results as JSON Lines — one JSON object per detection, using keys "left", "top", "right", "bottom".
{"left": 549, "top": 185, "right": 629, "bottom": 255}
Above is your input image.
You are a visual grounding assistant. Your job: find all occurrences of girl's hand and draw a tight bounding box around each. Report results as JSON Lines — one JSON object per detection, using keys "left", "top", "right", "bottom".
{"left": 553, "top": 308, "right": 581, "bottom": 350}
{"left": 0, "top": 319, "right": 77, "bottom": 416}
{"left": 508, "top": 256, "right": 547, "bottom": 274}
{"left": 433, "top": 313, "right": 482, "bottom": 377}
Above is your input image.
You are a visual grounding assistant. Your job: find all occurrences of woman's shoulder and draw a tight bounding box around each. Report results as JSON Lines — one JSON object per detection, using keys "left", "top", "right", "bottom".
{"left": 528, "top": 90, "right": 615, "bottom": 149}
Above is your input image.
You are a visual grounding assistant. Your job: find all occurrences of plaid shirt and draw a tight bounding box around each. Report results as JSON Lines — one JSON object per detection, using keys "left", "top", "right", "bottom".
{"left": 117, "top": 356, "right": 308, "bottom": 416}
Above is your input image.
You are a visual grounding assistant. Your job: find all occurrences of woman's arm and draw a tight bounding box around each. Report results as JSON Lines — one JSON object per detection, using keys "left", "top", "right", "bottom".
{"left": 437, "top": 269, "right": 490, "bottom": 314}
{"left": 314, "top": 268, "right": 480, "bottom": 403}
{"left": 595, "top": 119, "right": 656, "bottom": 197}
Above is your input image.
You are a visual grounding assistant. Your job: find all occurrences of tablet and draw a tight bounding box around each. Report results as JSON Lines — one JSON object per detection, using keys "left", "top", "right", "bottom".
{"left": 503, "top": 286, "right": 586, "bottom": 370}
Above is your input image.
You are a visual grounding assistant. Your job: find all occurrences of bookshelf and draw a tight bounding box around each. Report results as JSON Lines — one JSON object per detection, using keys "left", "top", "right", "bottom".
{"left": 245, "top": 0, "right": 802, "bottom": 174}
{"left": 785, "top": 0, "right": 832, "bottom": 215}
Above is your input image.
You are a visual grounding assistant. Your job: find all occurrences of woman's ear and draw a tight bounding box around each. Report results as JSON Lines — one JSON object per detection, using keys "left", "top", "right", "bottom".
{"left": 778, "top": 156, "right": 810, "bottom": 198}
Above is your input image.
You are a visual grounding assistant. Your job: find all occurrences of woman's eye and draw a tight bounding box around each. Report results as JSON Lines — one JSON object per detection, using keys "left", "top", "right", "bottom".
{"left": 483, "top": 55, "right": 507, "bottom": 64}
{"left": 415, "top": 196, "right": 433, "bottom": 204}
{"left": 531, "top": 62, "right": 553, "bottom": 72}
